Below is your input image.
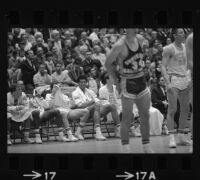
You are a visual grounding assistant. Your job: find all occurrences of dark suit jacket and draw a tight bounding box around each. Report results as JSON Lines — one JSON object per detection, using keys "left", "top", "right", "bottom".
{"left": 19, "top": 59, "right": 37, "bottom": 86}
{"left": 151, "top": 84, "right": 167, "bottom": 115}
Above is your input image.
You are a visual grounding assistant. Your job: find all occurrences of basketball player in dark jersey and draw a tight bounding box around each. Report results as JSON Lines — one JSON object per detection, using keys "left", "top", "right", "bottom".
{"left": 105, "top": 29, "right": 153, "bottom": 153}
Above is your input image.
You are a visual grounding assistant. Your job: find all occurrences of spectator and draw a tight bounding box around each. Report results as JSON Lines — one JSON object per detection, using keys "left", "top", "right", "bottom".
{"left": 80, "top": 31, "right": 92, "bottom": 50}
{"left": 25, "top": 28, "right": 35, "bottom": 45}
{"left": 21, "top": 33, "right": 32, "bottom": 51}
{"left": 45, "top": 51, "right": 55, "bottom": 75}
{"left": 72, "top": 75, "right": 109, "bottom": 140}
{"left": 66, "top": 56, "right": 84, "bottom": 82}
{"left": 31, "top": 37, "right": 48, "bottom": 55}
{"left": 35, "top": 47, "right": 46, "bottom": 66}
{"left": 151, "top": 76, "right": 168, "bottom": 117}
{"left": 8, "top": 62, "right": 22, "bottom": 85}
{"left": 33, "top": 63, "right": 52, "bottom": 95}
{"left": 47, "top": 38, "right": 54, "bottom": 51}
{"left": 91, "top": 45, "right": 106, "bottom": 70}
{"left": 46, "top": 84, "right": 90, "bottom": 141}
{"left": 45, "top": 84, "right": 79, "bottom": 141}
{"left": 7, "top": 84, "right": 36, "bottom": 145}
{"left": 19, "top": 50, "right": 37, "bottom": 92}
{"left": 166, "top": 37, "right": 172, "bottom": 45}
{"left": 99, "top": 74, "right": 121, "bottom": 137}
{"left": 51, "top": 62, "right": 77, "bottom": 86}
{"left": 51, "top": 46, "right": 62, "bottom": 65}
{"left": 88, "top": 66, "right": 101, "bottom": 95}
{"left": 82, "top": 51, "right": 95, "bottom": 75}
{"left": 52, "top": 30, "right": 63, "bottom": 62}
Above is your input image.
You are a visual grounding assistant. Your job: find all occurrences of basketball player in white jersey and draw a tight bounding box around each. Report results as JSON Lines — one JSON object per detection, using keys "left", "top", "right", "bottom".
{"left": 185, "top": 32, "right": 193, "bottom": 137}
{"left": 161, "top": 29, "right": 192, "bottom": 148}
{"left": 105, "top": 29, "right": 153, "bottom": 153}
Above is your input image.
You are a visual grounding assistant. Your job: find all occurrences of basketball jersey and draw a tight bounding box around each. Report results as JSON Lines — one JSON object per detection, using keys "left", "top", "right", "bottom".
{"left": 166, "top": 43, "right": 187, "bottom": 76}
{"left": 119, "top": 37, "right": 145, "bottom": 78}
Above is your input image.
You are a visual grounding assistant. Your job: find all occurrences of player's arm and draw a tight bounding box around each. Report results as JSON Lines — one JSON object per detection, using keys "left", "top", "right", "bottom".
{"left": 105, "top": 43, "right": 121, "bottom": 84}
{"left": 185, "top": 33, "right": 193, "bottom": 72}
{"left": 161, "top": 46, "right": 171, "bottom": 86}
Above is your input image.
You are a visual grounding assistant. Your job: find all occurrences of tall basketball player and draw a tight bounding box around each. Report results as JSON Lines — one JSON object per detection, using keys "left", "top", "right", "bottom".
{"left": 105, "top": 29, "right": 153, "bottom": 153}
{"left": 161, "top": 29, "right": 192, "bottom": 148}
{"left": 185, "top": 32, "right": 193, "bottom": 136}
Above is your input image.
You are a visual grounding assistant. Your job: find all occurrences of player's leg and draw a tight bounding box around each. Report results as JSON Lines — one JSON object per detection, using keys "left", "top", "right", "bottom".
{"left": 177, "top": 87, "right": 191, "bottom": 145}
{"left": 135, "top": 89, "right": 153, "bottom": 153}
{"left": 121, "top": 95, "right": 134, "bottom": 152}
{"left": 166, "top": 87, "right": 178, "bottom": 148}
{"left": 68, "top": 108, "right": 90, "bottom": 140}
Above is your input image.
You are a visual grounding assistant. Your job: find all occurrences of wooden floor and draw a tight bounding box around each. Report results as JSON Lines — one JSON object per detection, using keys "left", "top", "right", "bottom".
{"left": 8, "top": 134, "right": 192, "bottom": 154}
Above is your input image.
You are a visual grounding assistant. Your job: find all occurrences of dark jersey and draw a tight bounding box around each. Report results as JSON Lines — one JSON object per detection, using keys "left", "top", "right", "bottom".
{"left": 121, "top": 37, "right": 145, "bottom": 77}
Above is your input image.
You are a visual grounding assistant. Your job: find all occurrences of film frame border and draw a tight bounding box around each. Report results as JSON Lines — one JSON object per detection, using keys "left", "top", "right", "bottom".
{"left": 0, "top": 8, "right": 200, "bottom": 180}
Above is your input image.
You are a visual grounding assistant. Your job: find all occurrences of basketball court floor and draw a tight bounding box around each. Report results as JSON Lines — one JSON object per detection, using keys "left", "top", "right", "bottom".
{"left": 8, "top": 134, "right": 192, "bottom": 154}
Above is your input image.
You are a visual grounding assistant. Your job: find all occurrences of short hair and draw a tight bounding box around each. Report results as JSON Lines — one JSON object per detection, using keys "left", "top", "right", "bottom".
{"left": 55, "top": 62, "right": 63, "bottom": 67}
{"left": 9, "top": 84, "right": 18, "bottom": 93}
{"left": 77, "top": 75, "right": 88, "bottom": 82}
{"left": 45, "top": 51, "right": 53, "bottom": 58}
{"left": 25, "top": 49, "right": 34, "bottom": 57}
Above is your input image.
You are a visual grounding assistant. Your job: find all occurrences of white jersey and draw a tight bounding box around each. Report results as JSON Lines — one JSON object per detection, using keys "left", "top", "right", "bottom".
{"left": 163, "top": 43, "right": 187, "bottom": 76}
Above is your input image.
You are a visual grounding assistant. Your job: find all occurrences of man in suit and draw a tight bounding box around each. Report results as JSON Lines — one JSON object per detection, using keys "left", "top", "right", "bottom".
{"left": 151, "top": 76, "right": 168, "bottom": 117}
{"left": 151, "top": 76, "right": 169, "bottom": 135}
{"left": 19, "top": 50, "right": 37, "bottom": 92}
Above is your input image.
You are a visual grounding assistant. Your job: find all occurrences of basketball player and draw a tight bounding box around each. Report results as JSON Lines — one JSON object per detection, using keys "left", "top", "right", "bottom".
{"left": 185, "top": 32, "right": 193, "bottom": 136}
{"left": 105, "top": 29, "right": 153, "bottom": 153}
{"left": 161, "top": 29, "right": 192, "bottom": 148}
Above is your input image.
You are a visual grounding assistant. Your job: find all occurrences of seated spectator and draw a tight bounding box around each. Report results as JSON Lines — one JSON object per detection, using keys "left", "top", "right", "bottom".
{"left": 8, "top": 63, "right": 22, "bottom": 85}
{"left": 88, "top": 66, "right": 101, "bottom": 95}
{"left": 45, "top": 51, "right": 55, "bottom": 75}
{"left": 51, "top": 62, "right": 77, "bottom": 86}
{"left": 82, "top": 51, "right": 95, "bottom": 75}
{"left": 47, "top": 38, "right": 54, "bottom": 51}
{"left": 46, "top": 84, "right": 89, "bottom": 141}
{"left": 16, "top": 42, "right": 26, "bottom": 63}
{"left": 25, "top": 28, "right": 35, "bottom": 45}
{"left": 151, "top": 76, "right": 168, "bottom": 117}
{"left": 91, "top": 45, "right": 106, "bottom": 70}
{"left": 8, "top": 50, "right": 19, "bottom": 69}
{"left": 35, "top": 47, "right": 46, "bottom": 66}
{"left": 72, "top": 75, "right": 121, "bottom": 140}
{"left": 151, "top": 76, "right": 168, "bottom": 135}
{"left": 52, "top": 30, "right": 63, "bottom": 62}
{"left": 21, "top": 33, "right": 32, "bottom": 51}
{"left": 66, "top": 56, "right": 84, "bottom": 82}
{"left": 31, "top": 37, "right": 48, "bottom": 55}
{"left": 99, "top": 74, "right": 121, "bottom": 137}
{"left": 51, "top": 46, "right": 62, "bottom": 65}
{"left": 28, "top": 89, "right": 71, "bottom": 143}
{"left": 33, "top": 63, "right": 52, "bottom": 95}
{"left": 7, "top": 84, "right": 38, "bottom": 145}
{"left": 166, "top": 37, "right": 172, "bottom": 45}
{"left": 155, "top": 60, "right": 162, "bottom": 78}
{"left": 20, "top": 50, "right": 37, "bottom": 91}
